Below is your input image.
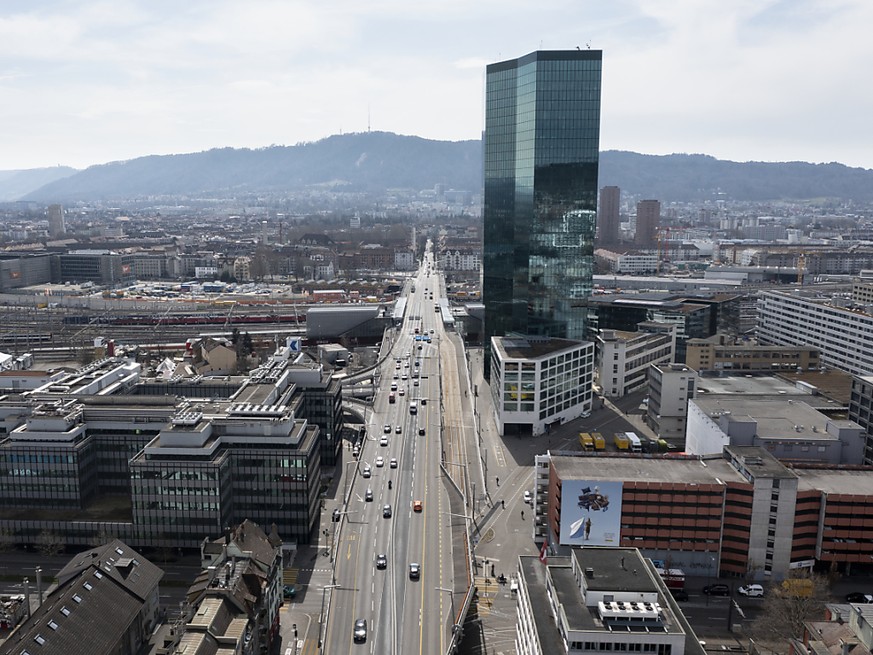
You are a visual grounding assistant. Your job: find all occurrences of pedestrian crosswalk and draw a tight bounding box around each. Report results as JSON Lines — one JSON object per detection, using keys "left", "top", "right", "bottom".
{"left": 282, "top": 568, "right": 298, "bottom": 585}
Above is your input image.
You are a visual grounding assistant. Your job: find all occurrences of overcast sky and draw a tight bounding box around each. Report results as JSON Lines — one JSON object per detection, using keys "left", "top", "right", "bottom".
{"left": 2, "top": 0, "right": 871, "bottom": 171}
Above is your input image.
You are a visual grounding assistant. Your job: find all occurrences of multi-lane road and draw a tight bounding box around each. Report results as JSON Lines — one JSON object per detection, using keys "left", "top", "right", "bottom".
{"left": 324, "top": 246, "right": 459, "bottom": 653}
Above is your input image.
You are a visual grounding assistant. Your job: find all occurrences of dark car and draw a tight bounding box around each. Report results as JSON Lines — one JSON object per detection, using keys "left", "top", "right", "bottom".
{"left": 353, "top": 618, "right": 367, "bottom": 642}
{"left": 703, "top": 584, "right": 730, "bottom": 596}
{"left": 670, "top": 589, "right": 689, "bottom": 601}
{"left": 383, "top": 504, "right": 392, "bottom": 518}
{"left": 418, "top": 427, "right": 425, "bottom": 436}
{"left": 376, "top": 554, "right": 387, "bottom": 570}
{"left": 283, "top": 584, "right": 296, "bottom": 599}
{"left": 846, "top": 592, "right": 873, "bottom": 603}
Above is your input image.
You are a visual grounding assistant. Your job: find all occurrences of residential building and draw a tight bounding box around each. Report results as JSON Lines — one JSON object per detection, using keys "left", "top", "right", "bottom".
{"left": 48, "top": 203, "right": 65, "bottom": 239}
{"left": 439, "top": 248, "right": 481, "bottom": 271}
{"left": 482, "top": 50, "right": 601, "bottom": 373}
{"left": 757, "top": 289, "right": 873, "bottom": 376}
{"left": 686, "top": 334, "right": 820, "bottom": 372}
{"left": 0, "top": 540, "right": 163, "bottom": 655}
{"left": 516, "top": 547, "right": 705, "bottom": 655}
{"left": 647, "top": 363, "right": 697, "bottom": 442}
{"left": 490, "top": 336, "right": 594, "bottom": 437}
{"left": 597, "top": 186, "right": 620, "bottom": 245}
{"left": 540, "top": 446, "right": 873, "bottom": 579}
{"left": 594, "top": 249, "right": 658, "bottom": 275}
{"left": 595, "top": 327, "right": 675, "bottom": 398}
{"left": 634, "top": 200, "right": 660, "bottom": 248}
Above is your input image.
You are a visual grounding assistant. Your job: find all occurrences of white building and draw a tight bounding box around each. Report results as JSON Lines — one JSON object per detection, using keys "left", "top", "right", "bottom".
{"left": 594, "top": 249, "right": 658, "bottom": 275}
{"left": 595, "top": 326, "right": 675, "bottom": 398}
{"left": 686, "top": 396, "right": 865, "bottom": 464}
{"left": 516, "top": 547, "right": 703, "bottom": 655}
{"left": 490, "top": 337, "right": 594, "bottom": 437}
{"left": 758, "top": 289, "right": 873, "bottom": 376}
{"left": 394, "top": 249, "right": 414, "bottom": 271}
{"left": 439, "top": 248, "right": 481, "bottom": 271}
{"left": 646, "top": 363, "right": 696, "bottom": 442}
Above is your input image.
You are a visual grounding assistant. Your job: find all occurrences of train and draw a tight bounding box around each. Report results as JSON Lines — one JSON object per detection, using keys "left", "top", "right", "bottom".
{"left": 62, "top": 313, "right": 307, "bottom": 327}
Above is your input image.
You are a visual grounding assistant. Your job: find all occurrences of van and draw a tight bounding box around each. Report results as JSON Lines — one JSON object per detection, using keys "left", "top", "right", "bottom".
{"left": 613, "top": 433, "right": 629, "bottom": 450}
{"left": 579, "top": 433, "right": 594, "bottom": 451}
{"left": 738, "top": 584, "right": 764, "bottom": 598}
{"left": 592, "top": 433, "right": 606, "bottom": 450}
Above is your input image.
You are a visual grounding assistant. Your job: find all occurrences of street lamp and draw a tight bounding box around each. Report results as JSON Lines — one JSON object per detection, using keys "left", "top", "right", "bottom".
{"left": 318, "top": 584, "right": 340, "bottom": 651}
{"left": 436, "top": 586, "right": 460, "bottom": 635}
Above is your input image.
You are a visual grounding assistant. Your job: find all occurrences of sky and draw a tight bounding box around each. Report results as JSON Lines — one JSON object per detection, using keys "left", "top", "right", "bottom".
{"left": 2, "top": 0, "right": 872, "bottom": 171}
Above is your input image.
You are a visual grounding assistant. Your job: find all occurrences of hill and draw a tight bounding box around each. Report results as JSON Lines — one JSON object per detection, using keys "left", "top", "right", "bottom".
{"left": 15, "top": 133, "right": 873, "bottom": 204}
{"left": 0, "top": 166, "right": 77, "bottom": 202}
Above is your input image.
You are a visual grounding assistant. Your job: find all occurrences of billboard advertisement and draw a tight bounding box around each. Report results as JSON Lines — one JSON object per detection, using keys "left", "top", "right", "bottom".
{"left": 559, "top": 480, "right": 623, "bottom": 546}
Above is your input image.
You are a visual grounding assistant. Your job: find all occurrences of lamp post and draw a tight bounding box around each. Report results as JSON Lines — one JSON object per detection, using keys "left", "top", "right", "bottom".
{"left": 436, "top": 586, "right": 460, "bottom": 637}
{"left": 318, "top": 584, "right": 340, "bottom": 651}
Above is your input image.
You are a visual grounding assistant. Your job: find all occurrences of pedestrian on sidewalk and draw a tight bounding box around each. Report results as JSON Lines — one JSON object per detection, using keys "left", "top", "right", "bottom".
{"left": 501, "top": 499, "right": 505, "bottom": 509}
{"left": 521, "top": 510, "right": 525, "bottom": 520}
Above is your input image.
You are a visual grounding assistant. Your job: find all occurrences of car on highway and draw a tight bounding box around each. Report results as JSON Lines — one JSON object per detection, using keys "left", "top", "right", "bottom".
{"left": 399, "top": 389, "right": 405, "bottom": 396}
{"left": 390, "top": 383, "right": 397, "bottom": 391}
{"left": 402, "top": 374, "right": 408, "bottom": 380}
{"left": 395, "top": 425, "right": 402, "bottom": 434}
{"left": 380, "top": 436, "right": 388, "bottom": 446}
{"left": 362, "top": 465, "right": 371, "bottom": 478}
{"left": 702, "top": 584, "right": 730, "bottom": 596}
{"left": 365, "top": 488, "right": 373, "bottom": 502}
{"left": 523, "top": 490, "right": 532, "bottom": 504}
{"left": 332, "top": 508, "right": 341, "bottom": 522}
{"left": 393, "top": 374, "right": 399, "bottom": 380}
{"left": 383, "top": 424, "right": 392, "bottom": 433}
{"left": 404, "top": 351, "right": 411, "bottom": 358}
{"left": 846, "top": 592, "right": 873, "bottom": 603}
{"left": 738, "top": 584, "right": 764, "bottom": 598}
{"left": 413, "top": 499, "right": 423, "bottom": 512}
{"left": 376, "top": 554, "right": 387, "bottom": 569}
{"left": 383, "top": 504, "right": 392, "bottom": 518}
{"left": 409, "top": 563, "right": 421, "bottom": 580}
{"left": 418, "top": 427, "right": 425, "bottom": 436}
{"left": 413, "top": 379, "right": 419, "bottom": 386}
{"left": 390, "top": 458, "right": 397, "bottom": 468}
{"left": 353, "top": 618, "right": 367, "bottom": 642}
{"left": 352, "top": 443, "right": 360, "bottom": 458}
{"left": 375, "top": 456, "right": 384, "bottom": 467}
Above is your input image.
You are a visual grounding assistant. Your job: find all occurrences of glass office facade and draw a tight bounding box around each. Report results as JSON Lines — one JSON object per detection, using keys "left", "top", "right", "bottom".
{"left": 483, "top": 51, "right": 601, "bottom": 371}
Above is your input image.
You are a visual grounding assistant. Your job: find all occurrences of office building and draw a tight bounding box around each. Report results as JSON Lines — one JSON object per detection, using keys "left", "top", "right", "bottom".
{"left": 595, "top": 326, "right": 676, "bottom": 399}
{"left": 646, "top": 363, "right": 696, "bottom": 442}
{"left": 634, "top": 200, "right": 660, "bottom": 248}
{"left": 539, "top": 446, "right": 873, "bottom": 578}
{"left": 516, "top": 547, "right": 705, "bottom": 655}
{"left": 758, "top": 288, "right": 873, "bottom": 376}
{"left": 482, "top": 50, "right": 601, "bottom": 372}
{"left": 847, "top": 374, "right": 873, "bottom": 464}
{"left": 490, "top": 336, "right": 594, "bottom": 437}
{"left": 686, "top": 334, "right": 820, "bottom": 373}
{"left": 597, "top": 186, "right": 620, "bottom": 245}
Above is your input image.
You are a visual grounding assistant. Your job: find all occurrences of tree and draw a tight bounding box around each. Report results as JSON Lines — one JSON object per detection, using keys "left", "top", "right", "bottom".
{"left": 35, "top": 530, "right": 65, "bottom": 556}
{"left": 749, "top": 571, "right": 829, "bottom": 646}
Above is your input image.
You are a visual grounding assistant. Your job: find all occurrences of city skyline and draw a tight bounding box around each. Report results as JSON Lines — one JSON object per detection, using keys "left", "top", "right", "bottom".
{"left": 2, "top": 1, "right": 872, "bottom": 171}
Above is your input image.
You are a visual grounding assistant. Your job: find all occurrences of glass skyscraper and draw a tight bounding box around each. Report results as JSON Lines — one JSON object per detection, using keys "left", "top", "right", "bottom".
{"left": 482, "top": 50, "right": 602, "bottom": 369}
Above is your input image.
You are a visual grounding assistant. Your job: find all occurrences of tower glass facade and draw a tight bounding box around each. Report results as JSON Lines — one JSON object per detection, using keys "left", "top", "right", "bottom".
{"left": 483, "top": 51, "right": 601, "bottom": 362}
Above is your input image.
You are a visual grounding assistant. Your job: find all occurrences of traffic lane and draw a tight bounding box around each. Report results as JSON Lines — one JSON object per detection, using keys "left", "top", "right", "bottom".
{"left": 324, "top": 517, "right": 364, "bottom": 653}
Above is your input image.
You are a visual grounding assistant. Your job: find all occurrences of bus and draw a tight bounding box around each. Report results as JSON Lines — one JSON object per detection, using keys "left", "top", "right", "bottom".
{"left": 626, "top": 432, "right": 643, "bottom": 453}
{"left": 592, "top": 433, "right": 606, "bottom": 450}
{"left": 579, "top": 433, "right": 594, "bottom": 451}
{"left": 655, "top": 568, "right": 686, "bottom": 590}
{"left": 613, "top": 433, "right": 629, "bottom": 450}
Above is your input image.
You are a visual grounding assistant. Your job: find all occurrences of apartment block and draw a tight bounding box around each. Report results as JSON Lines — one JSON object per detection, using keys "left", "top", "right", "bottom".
{"left": 757, "top": 289, "right": 873, "bottom": 376}
{"left": 686, "top": 334, "right": 821, "bottom": 372}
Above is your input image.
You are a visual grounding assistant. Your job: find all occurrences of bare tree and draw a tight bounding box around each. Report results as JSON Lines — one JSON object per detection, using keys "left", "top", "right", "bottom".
{"left": 749, "top": 571, "right": 829, "bottom": 647}
{"left": 35, "top": 530, "right": 65, "bottom": 557}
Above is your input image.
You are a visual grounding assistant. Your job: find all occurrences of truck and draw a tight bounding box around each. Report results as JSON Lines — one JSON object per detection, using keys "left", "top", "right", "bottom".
{"left": 613, "top": 432, "right": 629, "bottom": 450}
{"left": 655, "top": 568, "right": 686, "bottom": 590}
{"left": 579, "top": 432, "right": 594, "bottom": 451}
{"left": 626, "top": 432, "right": 643, "bottom": 453}
{"left": 592, "top": 433, "right": 606, "bottom": 451}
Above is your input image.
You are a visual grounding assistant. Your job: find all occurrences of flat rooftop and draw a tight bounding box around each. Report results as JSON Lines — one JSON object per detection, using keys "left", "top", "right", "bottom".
{"left": 696, "top": 374, "right": 804, "bottom": 396}
{"left": 494, "top": 337, "right": 587, "bottom": 360}
{"left": 794, "top": 467, "right": 873, "bottom": 495}
{"left": 696, "top": 398, "right": 835, "bottom": 440}
{"left": 549, "top": 453, "right": 746, "bottom": 485}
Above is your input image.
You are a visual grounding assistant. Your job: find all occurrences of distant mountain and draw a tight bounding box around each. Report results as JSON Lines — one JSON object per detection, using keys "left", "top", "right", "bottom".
{"left": 0, "top": 166, "right": 77, "bottom": 202}
{"left": 598, "top": 151, "right": 873, "bottom": 203}
{"left": 16, "top": 133, "right": 873, "bottom": 204}
{"left": 22, "top": 132, "right": 482, "bottom": 203}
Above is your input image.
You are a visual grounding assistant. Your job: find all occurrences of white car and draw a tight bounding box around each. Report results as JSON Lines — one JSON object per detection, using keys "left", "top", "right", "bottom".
{"left": 523, "top": 490, "right": 532, "bottom": 504}
{"left": 737, "top": 584, "right": 764, "bottom": 598}
{"left": 375, "top": 456, "right": 384, "bottom": 467}
{"left": 380, "top": 436, "right": 388, "bottom": 446}
{"left": 362, "top": 465, "right": 371, "bottom": 478}
{"left": 390, "top": 458, "right": 398, "bottom": 469}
